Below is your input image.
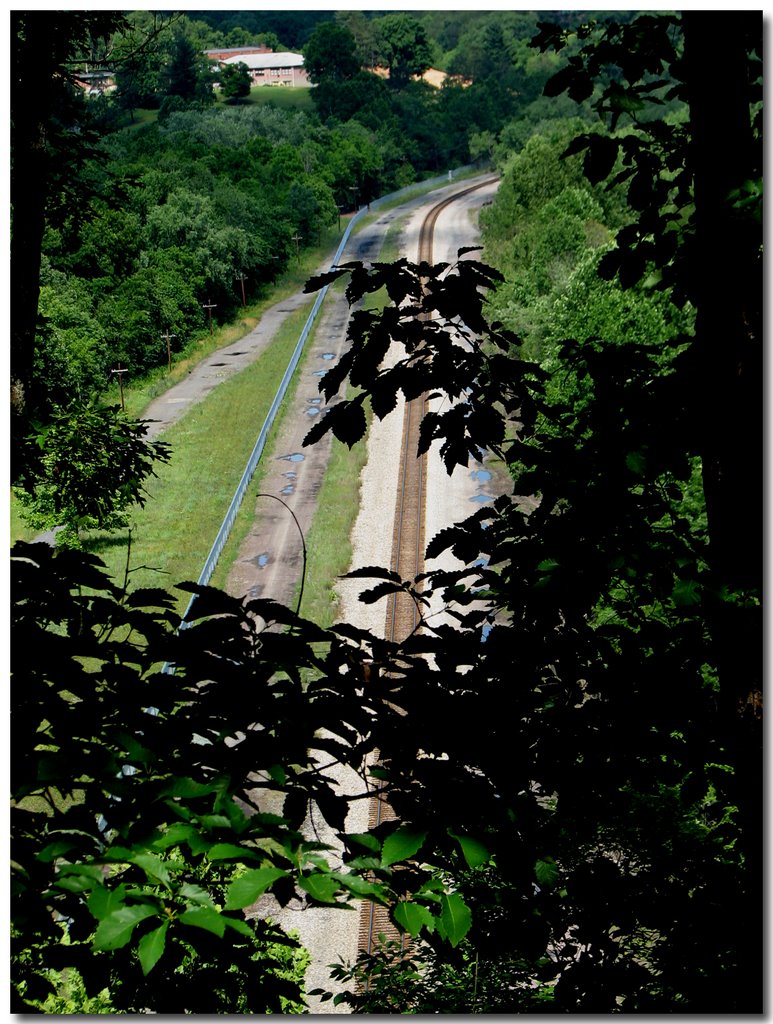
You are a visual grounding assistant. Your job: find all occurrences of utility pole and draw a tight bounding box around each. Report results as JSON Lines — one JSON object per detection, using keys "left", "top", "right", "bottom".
{"left": 162, "top": 329, "right": 176, "bottom": 372}
{"left": 236, "top": 273, "right": 247, "bottom": 307}
{"left": 111, "top": 364, "right": 127, "bottom": 412}
{"left": 291, "top": 234, "right": 302, "bottom": 262}
{"left": 202, "top": 300, "right": 217, "bottom": 335}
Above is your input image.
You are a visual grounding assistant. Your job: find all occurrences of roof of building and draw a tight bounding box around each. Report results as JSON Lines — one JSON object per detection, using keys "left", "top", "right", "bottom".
{"left": 222, "top": 52, "right": 304, "bottom": 70}
{"left": 205, "top": 46, "right": 271, "bottom": 56}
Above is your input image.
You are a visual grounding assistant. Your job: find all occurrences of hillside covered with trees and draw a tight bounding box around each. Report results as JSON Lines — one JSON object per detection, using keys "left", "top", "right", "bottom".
{"left": 12, "top": 10, "right": 585, "bottom": 426}
{"left": 11, "top": 10, "right": 761, "bottom": 1014}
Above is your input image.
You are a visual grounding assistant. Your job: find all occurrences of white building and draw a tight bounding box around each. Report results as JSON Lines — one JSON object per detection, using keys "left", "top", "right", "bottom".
{"left": 221, "top": 52, "right": 310, "bottom": 88}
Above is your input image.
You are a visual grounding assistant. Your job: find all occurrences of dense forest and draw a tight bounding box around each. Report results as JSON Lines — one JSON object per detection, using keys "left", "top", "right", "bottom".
{"left": 11, "top": 9, "right": 761, "bottom": 1014}
{"left": 13, "top": 10, "right": 583, "bottom": 427}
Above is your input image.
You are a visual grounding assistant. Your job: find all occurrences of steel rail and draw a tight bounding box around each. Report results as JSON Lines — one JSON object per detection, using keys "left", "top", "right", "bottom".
{"left": 362, "top": 175, "right": 498, "bottom": 961}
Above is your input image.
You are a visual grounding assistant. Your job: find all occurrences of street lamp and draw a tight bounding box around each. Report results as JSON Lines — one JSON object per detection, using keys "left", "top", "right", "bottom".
{"left": 111, "top": 364, "right": 127, "bottom": 411}
{"left": 161, "top": 329, "right": 176, "bottom": 372}
{"left": 202, "top": 300, "right": 217, "bottom": 335}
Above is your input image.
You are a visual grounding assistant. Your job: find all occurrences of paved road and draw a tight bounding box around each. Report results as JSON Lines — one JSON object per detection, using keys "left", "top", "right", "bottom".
{"left": 222, "top": 178, "right": 496, "bottom": 611}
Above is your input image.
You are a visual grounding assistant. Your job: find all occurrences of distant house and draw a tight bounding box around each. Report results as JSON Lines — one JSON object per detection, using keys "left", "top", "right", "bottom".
{"left": 367, "top": 66, "right": 470, "bottom": 89}
{"left": 74, "top": 69, "right": 116, "bottom": 95}
{"left": 219, "top": 51, "right": 310, "bottom": 88}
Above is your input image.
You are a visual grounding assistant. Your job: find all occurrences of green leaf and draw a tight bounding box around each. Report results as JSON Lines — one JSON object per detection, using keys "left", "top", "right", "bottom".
{"left": 535, "top": 857, "right": 560, "bottom": 887}
{"left": 437, "top": 892, "right": 471, "bottom": 947}
{"left": 37, "top": 838, "right": 79, "bottom": 862}
{"left": 208, "top": 843, "right": 260, "bottom": 862}
{"left": 298, "top": 873, "right": 341, "bottom": 904}
{"left": 537, "top": 559, "right": 560, "bottom": 573}
{"left": 93, "top": 905, "right": 159, "bottom": 951}
{"left": 381, "top": 825, "right": 427, "bottom": 868}
{"left": 50, "top": 874, "right": 101, "bottom": 895}
{"left": 224, "top": 867, "right": 289, "bottom": 910}
{"left": 672, "top": 579, "right": 701, "bottom": 607}
{"left": 88, "top": 885, "right": 128, "bottom": 921}
{"left": 330, "top": 871, "right": 388, "bottom": 900}
{"left": 345, "top": 832, "right": 381, "bottom": 853}
{"left": 222, "top": 914, "right": 254, "bottom": 938}
{"left": 393, "top": 900, "right": 435, "bottom": 937}
{"left": 131, "top": 852, "right": 174, "bottom": 888}
{"left": 448, "top": 830, "right": 490, "bottom": 869}
{"left": 179, "top": 906, "right": 226, "bottom": 938}
{"left": 138, "top": 921, "right": 168, "bottom": 975}
{"left": 163, "top": 777, "right": 218, "bottom": 799}
{"left": 179, "top": 883, "right": 215, "bottom": 908}
{"left": 197, "top": 814, "right": 231, "bottom": 829}
{"left": 151, "top": 823, "right": 199, "bottom": 850}
{"left": 625, "top": 451, "right": 647, "bottom": 476}
{"left": 416, "top": 877, "right": 445, "bottom": 903}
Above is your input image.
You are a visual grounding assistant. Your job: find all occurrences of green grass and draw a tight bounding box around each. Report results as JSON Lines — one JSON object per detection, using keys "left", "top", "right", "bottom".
{"left": 121, "top": 86, "right": 314, "bottom": 130}
{"left": 77, "top": 301, "right": 315, "bottom": 613}
{"left": 293, "top": 413, "right": 370, "bottom": 629}
{"left": 239, "top": 85, "right": 315, "bottom": 113}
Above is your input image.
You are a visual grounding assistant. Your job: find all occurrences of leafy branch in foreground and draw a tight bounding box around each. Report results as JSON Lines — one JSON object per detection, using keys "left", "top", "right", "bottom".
{"left": 11, "top": 541, "right": 474, "bottom": 1012}
{"left": 13, "top": 400, "right": 171, "bottom": 547}
{"left": 300, "top": 243, "right": 759, "bottom": 1011}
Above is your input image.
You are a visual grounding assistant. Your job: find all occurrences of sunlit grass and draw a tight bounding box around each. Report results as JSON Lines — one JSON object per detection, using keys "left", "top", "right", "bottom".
{"left": 240, "top": 86, "right": 315, "bottom": 112}
{"left": 77, "top": 301, "right": 315, "bottom": 613}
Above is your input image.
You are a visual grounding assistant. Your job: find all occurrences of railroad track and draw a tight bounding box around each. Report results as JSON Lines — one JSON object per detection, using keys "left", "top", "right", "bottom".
{"left": 358, "top": 177, "right": 498, "bottom": 963}
{"left": 385, "top": 178, "right": 497, "bottom": 642}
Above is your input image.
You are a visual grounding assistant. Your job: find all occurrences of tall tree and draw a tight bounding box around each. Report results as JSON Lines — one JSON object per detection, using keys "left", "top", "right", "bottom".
{"left": 303, "top": 21, "right": 360, "bottom": 84}
{"left": 218, "top": 61, "right": 252, "bottom": 103}
{"left": 164, "top": 33, "right": 213, "bottom": 104}
{"left": 536, "top": 8, "right": 762, "bottom": 861}
{"left": 10, "top": 12, "right": 126, "bottom": 467}
{"left": 375, "top": 14, "right": 433, "bottom": 89}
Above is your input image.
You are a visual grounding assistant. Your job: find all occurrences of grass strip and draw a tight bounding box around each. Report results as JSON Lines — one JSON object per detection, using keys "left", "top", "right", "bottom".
{"left": 75, "top": 301, "right": 315, "bottom": 614}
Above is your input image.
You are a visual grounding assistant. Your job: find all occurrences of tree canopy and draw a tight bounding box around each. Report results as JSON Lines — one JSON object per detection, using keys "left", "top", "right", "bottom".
{"left": 11, "top": 8, "right": 761, "bottom": 1014}
{"left": 376, "top": 13, "right": 434, "bottom": 88}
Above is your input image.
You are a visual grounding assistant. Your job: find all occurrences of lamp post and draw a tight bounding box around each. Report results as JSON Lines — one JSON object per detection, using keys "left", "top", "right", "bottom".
{"left": 111, "top": 364, "right": 127, "bottom": 411}
{"left": 162, "top": 329, "right": 176, "bottom": 372}
{"left": 202, "top": 300, "right": 217, "bottom": 335}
